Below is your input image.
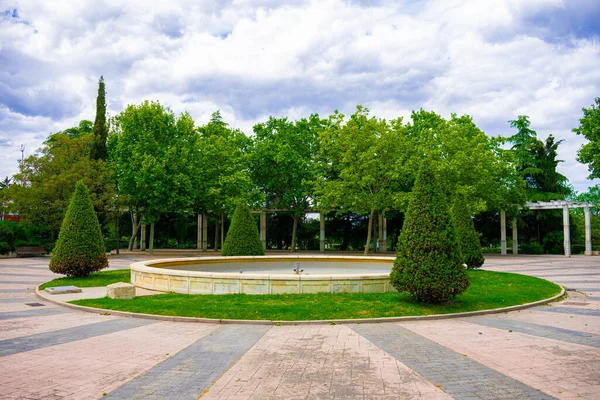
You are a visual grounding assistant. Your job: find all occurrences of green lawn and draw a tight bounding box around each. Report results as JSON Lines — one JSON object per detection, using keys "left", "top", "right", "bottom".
{"left": 68, "top": 270, "right": 562, "bottom": 321}
{"left": 39, "top": 269, "right": 130, "bottom": 290}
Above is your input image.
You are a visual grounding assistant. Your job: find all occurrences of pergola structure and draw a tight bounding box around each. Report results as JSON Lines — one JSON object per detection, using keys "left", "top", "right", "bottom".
{"left": 500, "top": 200, "right": 595, "bottom": 257}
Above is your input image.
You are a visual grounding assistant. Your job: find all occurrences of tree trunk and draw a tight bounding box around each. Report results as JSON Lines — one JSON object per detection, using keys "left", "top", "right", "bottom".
{"left": 290, "top": 214, "right": 299, "bottom": 252}
{"left": 220, "top": 210, "right": 225, "bottom": 247}
{"left": 363, "top": 208, "right": 375, "bottom": 256}
{"left": 148, "top": 222, "right": 155, "bottom": 255}
{"left": 214, "top": 214, "right": 220, "bottom": 251}
{"left": 128, "top": 212, "right": 141, "bottom": 251}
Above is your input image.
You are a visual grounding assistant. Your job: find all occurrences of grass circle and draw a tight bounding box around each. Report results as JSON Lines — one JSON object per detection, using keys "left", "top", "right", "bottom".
{"left": 41, "top": 269, "right": 562, "bottom": 321}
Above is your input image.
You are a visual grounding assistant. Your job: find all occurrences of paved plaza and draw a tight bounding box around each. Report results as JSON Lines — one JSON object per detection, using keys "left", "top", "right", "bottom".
{"left": 0, "top": 253, "right": 598, "bottom": 399}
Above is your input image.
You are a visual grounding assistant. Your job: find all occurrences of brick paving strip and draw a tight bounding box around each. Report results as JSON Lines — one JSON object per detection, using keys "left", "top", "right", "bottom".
{"left": 105, "top": 324, "right": 270, "bottom": 400}
{"left": 564, "top": 287, "right": 600, "bottom": 293}
{"left": 0, "top": 288, "right": 35, "bottom": 293}
{"left": 0, "top": 307, "right": 67, "bottom": 321}
{"left": 535, "top": 306, "right": 600, "bottom": 317}
{"left": 0, "top": 298, "right": 31, "bottom": 303}
{"left": 0, "top": 318, "right": 154, "bottom": 357}
{"left": 536, "top": 273, "right": 600, "bottom": 278}
{"left": 0, "top": 272, "right": 53, "bottom": 278}
{"left": 351, "top": 323, "right": 555, "bottom": 400}
{"left": 202, "top": 324, "right": 451, "bottom": 399}
{"left": 468, "top": 317, "right": 600, "bottom": 348}
{"left": 0, "top": 280, "right": 53, "bottom": 285}
{"left": 0, "top": 265, "right": 50, "bottom": 270}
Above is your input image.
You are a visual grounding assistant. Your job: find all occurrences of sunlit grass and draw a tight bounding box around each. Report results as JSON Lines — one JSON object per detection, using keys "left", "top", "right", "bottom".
{"left": 67, "top": 270, "right": 561, "bottom": 321}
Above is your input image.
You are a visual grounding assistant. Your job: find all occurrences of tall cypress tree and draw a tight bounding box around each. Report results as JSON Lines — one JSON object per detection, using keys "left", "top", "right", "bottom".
{"left": 221, "top": 203, "right": 264, "bottom": 256}
{"left": 49, "top": 181, "right": 108, "bottom": 277}
{"left": 390, "top": 161, "right": 469, "bottom": 303}
{"left": 90, "top": 76, "right": 108, "bottom": 160}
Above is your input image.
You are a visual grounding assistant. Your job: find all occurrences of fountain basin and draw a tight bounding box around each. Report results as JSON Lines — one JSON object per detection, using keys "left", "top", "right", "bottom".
{"left": 130, "top": 255, "right": 396, "bottom": 295}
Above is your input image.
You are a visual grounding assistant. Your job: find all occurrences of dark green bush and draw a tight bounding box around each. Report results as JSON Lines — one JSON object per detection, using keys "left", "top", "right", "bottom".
{"left": 482, "top": 248, "right": 500, "bottom": 253}
{"left": 571, "top": 244, "right": 585, "bottom": 255}
{"left": 519, "top": 242, "right": 544, "bottom": 255}
{"left": 0, "top": 241, "right": 10, "bottom": 255}
{"left": 221, "top": 203, "right": 264, "bottom": 256}
{"left": 0, "top": 222, "right": 15, "bottom": 248}
{"left": 390, "top": 162, "right": 469, "bottom": 303}
{"left": 451, "top": 193, "right": 484, "bottom": 269}
{"left": 49, "top": 181, "right": 108, "bottom": 277}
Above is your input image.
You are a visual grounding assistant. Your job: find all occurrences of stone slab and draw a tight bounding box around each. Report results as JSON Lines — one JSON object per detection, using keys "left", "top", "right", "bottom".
{"left": 107, "top": 282, "right": 136, "bottom": 299}
{"left": 44, "top": 286, "right": 82, "bottom": 295}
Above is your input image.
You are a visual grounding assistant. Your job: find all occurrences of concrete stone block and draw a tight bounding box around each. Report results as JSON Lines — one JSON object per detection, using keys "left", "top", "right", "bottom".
{"left": 107, "top": 282, "right": 136, "bottom": 299}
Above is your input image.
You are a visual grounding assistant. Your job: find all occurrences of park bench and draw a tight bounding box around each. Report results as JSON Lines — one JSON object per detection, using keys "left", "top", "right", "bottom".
{"left": 15, "top": 246, "right": 47, "bottom": 257}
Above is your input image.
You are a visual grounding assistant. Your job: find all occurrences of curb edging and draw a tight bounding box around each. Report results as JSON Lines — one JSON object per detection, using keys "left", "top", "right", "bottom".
{"left": 36, "top": 285, "right": 566, "bottom": 326}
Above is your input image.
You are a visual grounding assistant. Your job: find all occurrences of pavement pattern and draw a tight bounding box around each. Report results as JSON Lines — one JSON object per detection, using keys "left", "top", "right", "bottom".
{"left": 0, "top": 253, "right": 598, "bottom": 399}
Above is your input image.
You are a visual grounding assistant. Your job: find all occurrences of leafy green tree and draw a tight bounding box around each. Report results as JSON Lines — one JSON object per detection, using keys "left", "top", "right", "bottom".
{"left": 9, "top": 122, "right": 114, "bottom": 238}
{"left": 404, "top": 111, "right": 525, "bottom": 214}
{"left": 452, "top": 193, "right": 484, "bottom": 269}
{"left": 49, "top": 181, "right": 108, "bottom": 277}
{"left": 221, "top": 202, "right": 264, "bottom": 256}
{"left": 90, "top": 76, "right": 108, "bottom": 160}
{"left": 316, "top": 107, "right": 408, "bottom": 255}
{"left": 390, "top": 161, "right": 469, "bottom": 303}
{"left": 251, "top": 114, "right": 327, "bottom": 251}
{"left": 194, "top": 112, "right": 260, "bottom": 250}
{"left": 0, "top": 176, "right": 10, "bottom": 220}
{"left": 109, "top": 101, "right": 199, "bottom": 252}
{"left": 574, "top": 98, "right": 600, "bottom": 179}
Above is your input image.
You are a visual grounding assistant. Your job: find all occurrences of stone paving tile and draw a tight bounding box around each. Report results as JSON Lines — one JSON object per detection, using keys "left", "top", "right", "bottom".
{"left": 0, "top": 317, "right": 155, "bottom": 357}
{"left": 0, "top": 321, "right": 219, "bottom": 400}
{"left": 469, "top": 317, "right": 600, "bottom": 348}
{"left": 0, "top": 272, "right": 52, "bottom": 278}
{"left": 0, "top": 298, "right": 30, "bottom": 303}
{"left": 0, "top": 307, "right": 67, "bottom": 321}
{"left": 0, "top": 280, "right": 50, "bottom": 285}
{"left": 565, "top": 288, "right": 600, "bottom": 294}
{"left": 202, "top": 324, "right": 451, "bottom": 400}
{"left": 534, "top": 306, "right": 600, "bottom": 317}
{"left": 400, "top": 319, "right": 600, "bottom": 399}
{"left": 0, "top": 288, "right": 35, "bottom": 293}
{"left": 537, "top": 273, "right": 600, "bottom": 278}
{"left": 105, "top": 324, "right": 270, "bottom": 400}
{"left": 0, "top": 311, "right": 126, "bottom": 341}
{"left": 553, "top": 280, "right": 600, "bottom": 285}
{"left": 351, "top": 322, "right": 555, "bottom": 400}
{"left": 489, "top": 308, "right": 600, "bottom": 335}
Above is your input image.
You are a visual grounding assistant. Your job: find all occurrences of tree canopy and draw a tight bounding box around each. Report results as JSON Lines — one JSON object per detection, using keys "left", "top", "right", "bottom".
{"left": 109, "top": 101, "right": 200, "bottom": 251}
{"left": 9, "top": 121, "right": 113, "bottom": 237}
{"left": 251, "top": 114, "right": 327, "bottom": 251}
{"left": 574, "top": 97, "right": 600, "bottom": 179}
{"left": 5, "top": 77, "right": 589, "bottom": 255}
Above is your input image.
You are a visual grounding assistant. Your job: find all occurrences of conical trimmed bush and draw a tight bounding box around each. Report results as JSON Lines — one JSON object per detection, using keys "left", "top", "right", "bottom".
{"left": 49, "top": 181, "right": 108, "bottom": 277}
{"left": 390, "top": 162, "right": 469, "bottom": 303}
{"left": 221, "top": 203, "right": 265, "bottom": 256}
{"left": 451, "top": 193, "right": 485, "bottom": 269}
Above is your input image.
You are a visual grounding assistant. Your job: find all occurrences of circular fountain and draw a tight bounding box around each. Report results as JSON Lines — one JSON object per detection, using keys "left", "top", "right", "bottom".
{"left": 130, "top": 255, "right": 396, "bottom": 295}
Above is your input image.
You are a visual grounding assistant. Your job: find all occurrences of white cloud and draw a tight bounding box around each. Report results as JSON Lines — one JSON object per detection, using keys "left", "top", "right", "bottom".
{"left": 0, "top": 0, "right": 599, "bottom": 193}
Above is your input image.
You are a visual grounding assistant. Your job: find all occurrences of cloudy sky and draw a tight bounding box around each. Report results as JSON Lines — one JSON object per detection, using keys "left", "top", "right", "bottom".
{"left": 1, "top": 0, "right": 599, "bottom": 192}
